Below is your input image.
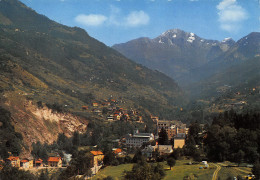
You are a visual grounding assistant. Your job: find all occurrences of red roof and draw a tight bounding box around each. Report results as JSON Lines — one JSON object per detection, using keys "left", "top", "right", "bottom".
{"left": 113, "top": 148, "right": 122, "bottom": 154}
{"left": 7, "top": 156, "right": 19, "bottom": 161}
{"left": 90, "top": 151, "right": 103, "bottom": 156}
{"left": 35, "top": 159, "right": 43, "bottom": 163}
{"left": 21, "top": 159, "right": 29, "bottom": 163}
{"left": 48, "top": 157, "right": 61, "bottom": 162}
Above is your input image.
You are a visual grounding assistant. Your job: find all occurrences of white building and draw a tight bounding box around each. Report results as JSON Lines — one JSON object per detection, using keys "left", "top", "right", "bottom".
{"left": 126, "top": 129, "right": 154, "bottom": 148}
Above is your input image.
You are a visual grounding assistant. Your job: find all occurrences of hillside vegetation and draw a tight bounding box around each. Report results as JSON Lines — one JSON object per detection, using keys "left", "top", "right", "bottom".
{"left": 0, "top": 0, "right": 184, "bottom": 117}
{"left": 0, "top": 0, "right": 186, "bottom": 151}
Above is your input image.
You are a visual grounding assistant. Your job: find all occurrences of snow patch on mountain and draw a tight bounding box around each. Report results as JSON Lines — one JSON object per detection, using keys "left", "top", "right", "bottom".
{"left": 187, "top": 32, "right": 195, "bottom": 43}
{"left": 222, "top": 37, "right": 232, "bottom": 43}
{"left": 159, "top": 38, "right": 164, "bottom": 44}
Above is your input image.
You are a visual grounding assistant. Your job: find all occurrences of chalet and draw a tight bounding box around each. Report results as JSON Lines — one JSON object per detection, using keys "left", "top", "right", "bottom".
{"left": 6, "top": 156, "right": 20, "bottom": 168}
{"left": 47, "top": 157, "right": 62, "bottom": 167}
{"left": 35, "top": 158, "right": 43, "bottom": 167}
{"left": 90, "top": 151, "right": 104, "bottom": 175}
{"left": 90, "top": 151, "right": 104, "bottom": 167}
{"left": 82, "top": 106, "right": 88, "bottom": 110}
{"left": 92, "top": 103, "right": 98, "bottom": 107}
{"left": 114, "top": 114, "right": 121, "bottom": 121}
{"left": 20, "top": 158, "right": 33, "bottom": 169}
{"left": 113, "top": 148, "right": 122, "bottom": 156}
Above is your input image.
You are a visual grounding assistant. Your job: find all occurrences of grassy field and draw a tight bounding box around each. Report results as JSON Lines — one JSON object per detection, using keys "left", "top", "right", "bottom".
{"left": 218, "top": 166, "right": 252, "bottom": 179}
{"left": 91, "top": 160, "right": 252, "bottom": 180}
{"left": 92, "top": 160, "right": 215, "bottom": 180}
{"left": 92, "top": 164, "right": 133, "bottom": 180}
{"left": 163, "top": 160, "right": 215, "bottom": 180}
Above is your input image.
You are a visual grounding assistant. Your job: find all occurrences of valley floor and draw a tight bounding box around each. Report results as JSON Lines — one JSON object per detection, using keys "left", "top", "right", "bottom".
{"left": 92, "top": 160, "right": 252, "bottom": 180}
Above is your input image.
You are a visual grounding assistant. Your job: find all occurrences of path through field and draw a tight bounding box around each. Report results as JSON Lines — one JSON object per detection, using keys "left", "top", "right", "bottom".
{"left": 212, "top": 164, "right": 221, "bottom": 180}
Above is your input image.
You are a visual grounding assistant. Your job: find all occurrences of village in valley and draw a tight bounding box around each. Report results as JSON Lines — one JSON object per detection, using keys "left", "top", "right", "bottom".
{"left": 1, "top": 96, "right": 257, "bottom": 179}
{"left": 0, "top": 107, "right": 193, "bottom": 179}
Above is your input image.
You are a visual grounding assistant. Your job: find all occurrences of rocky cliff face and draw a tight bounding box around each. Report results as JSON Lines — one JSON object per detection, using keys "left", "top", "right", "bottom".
{"left": 2, "top": 92, "right": 88, "bottom": 151}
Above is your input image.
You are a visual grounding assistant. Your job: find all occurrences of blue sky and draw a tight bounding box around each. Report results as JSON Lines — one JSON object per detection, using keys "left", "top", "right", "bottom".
{"left": 20, "top": 0, "right": 260, "bottom": 46}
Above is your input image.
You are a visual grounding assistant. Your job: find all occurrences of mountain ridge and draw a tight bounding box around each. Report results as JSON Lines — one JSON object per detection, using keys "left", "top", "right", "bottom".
{"left": 112, "top": 28, "right": 236, "bottom": 86}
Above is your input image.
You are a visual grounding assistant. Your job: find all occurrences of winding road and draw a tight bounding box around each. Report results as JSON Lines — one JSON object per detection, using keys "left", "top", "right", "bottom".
{"left": 212, "top": 164, "right": 221, "bottom": 180}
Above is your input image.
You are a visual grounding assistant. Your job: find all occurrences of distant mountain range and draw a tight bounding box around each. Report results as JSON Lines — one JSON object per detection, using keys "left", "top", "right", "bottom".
{"left": 112, "top": 29, "right": 260, "bottom": 88}
{"left": 113, "top": 29, "right": 260, "bottom": 112}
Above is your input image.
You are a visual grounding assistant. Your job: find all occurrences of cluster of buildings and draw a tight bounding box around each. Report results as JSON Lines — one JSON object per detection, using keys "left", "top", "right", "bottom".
{"left": 82, "top": 99, "right": 143, "bottom": 122}
{"left": 121, "top": 119, "right": 188, "bottom": 158}
{"left": 1, "top": 156, "right": 61, "bottom": 169}
{"left": 0, "top": 151, "right": 107, "bottom": 176}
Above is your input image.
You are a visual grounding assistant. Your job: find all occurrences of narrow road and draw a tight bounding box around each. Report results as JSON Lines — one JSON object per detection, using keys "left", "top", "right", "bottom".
{"left": 212, "top": 164, "right": 221, "bottom": 180}
{"left": 218, "top": 162, "right": 251, "bottom": 174}
{"left": 234, "top": 167, "right": 251, "bottom": 174}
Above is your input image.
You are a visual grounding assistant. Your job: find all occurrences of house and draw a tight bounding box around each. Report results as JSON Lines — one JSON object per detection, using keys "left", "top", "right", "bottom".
{"left": 126, "top": 129, "right": 154, "bottom": 148}
{"left": 20, "top": 159, "right": 30, "bottom": 169}
{"left": 35, "top": 158, "right": 43, "bottom": 167}
{"left": 82, "top": 106, "right": 88, "bottom": 110}
{"left": 113, "top": 148, "right": 122, "bottom": 156}
{"left": 114, "top": 114, "right": 121, "bottom": 121}
{"left": 174, "top": 133, "right": 186, "bottom": 149}
{"left": 47, "top": 157, "right": 62, "bottom": 167}
{"left": 90, "top": 151, "right": 104, "bottom": 167}
{"left": 92, "top": 103, "right": 98, "bottom": 107}
{"left": 90, "top": 151, "right": 104, "bottom": 175}
{"left": 155, "top": 145, "right": 173, "bottom": 155}
{"left": 6, "top": 156, "right": 20, "bottom": 168}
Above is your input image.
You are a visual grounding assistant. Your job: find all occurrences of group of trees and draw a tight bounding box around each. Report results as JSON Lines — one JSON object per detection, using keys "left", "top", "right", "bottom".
{"left": 204, "top": 111, "right": 260, "bottom": 164}
{"left": 58, "top": 151, "right": 93, "bottom": 180}
{"left": 124, "top": 157, "right": 165, "bottom": 180}
{"left": 0, "top": 107, "right": 23, "bottom": 159}
{"left": 0, "top": 165, "right": 37, "bottom": 180}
